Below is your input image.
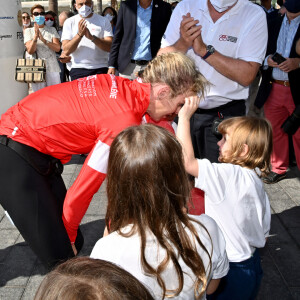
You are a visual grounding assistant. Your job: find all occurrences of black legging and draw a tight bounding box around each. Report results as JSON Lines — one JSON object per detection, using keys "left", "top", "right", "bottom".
{"left": 0, "top": 144, "right": 83, "bottom": 269}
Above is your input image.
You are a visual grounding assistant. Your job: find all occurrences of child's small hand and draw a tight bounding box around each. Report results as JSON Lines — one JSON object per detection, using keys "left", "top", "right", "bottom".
{"left": 178, "top": 96, "right": 200, "bottom": 121}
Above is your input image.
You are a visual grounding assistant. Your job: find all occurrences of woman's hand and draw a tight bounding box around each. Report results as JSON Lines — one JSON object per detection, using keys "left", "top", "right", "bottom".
{"left": 38, "top": 31, "right": 47, "bottom": 44}
{"left": 178, "top": 96, "right": 200, "bottom": 121}
{"left": 33, "top": 22, "right": 39, "bottom": 40}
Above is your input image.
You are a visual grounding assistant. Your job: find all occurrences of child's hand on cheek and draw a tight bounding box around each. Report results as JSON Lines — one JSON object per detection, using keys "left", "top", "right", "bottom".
{"left": 178, "top": 96, "right": 200, "bottom": 121}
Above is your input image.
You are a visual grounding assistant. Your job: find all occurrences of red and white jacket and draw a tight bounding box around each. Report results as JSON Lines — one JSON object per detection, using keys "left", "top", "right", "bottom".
{"left": 0, "top": 74, "right": 174, "bottom": 242}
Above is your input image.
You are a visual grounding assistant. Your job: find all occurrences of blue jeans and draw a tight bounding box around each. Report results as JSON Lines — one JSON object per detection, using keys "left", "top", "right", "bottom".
{"left": 207, "top": 249, "right": 263, "bottom": 300}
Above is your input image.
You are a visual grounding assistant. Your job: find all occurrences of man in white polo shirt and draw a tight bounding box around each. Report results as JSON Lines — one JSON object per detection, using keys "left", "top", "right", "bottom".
{"left": 160, "top": 0, "right": 268, "bottom": 163}
{"left": 61, "top": 0, "right": 113, "bottom": 81}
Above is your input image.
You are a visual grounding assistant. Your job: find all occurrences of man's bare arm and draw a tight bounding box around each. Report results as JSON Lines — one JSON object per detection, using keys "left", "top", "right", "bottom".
{"left": 193, "top": 34, "right": 260, "bottom": 87}
{"left": 62, "top": 35, "right": 82, "bottom": 56}
{"left": 90, "top": 36, "right": 113, "bottom": 52}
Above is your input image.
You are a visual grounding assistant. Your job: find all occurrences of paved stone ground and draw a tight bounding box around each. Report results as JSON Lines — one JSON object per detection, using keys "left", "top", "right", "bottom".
{"left": 0, "top": 155, "right": 299, "bottom": 300}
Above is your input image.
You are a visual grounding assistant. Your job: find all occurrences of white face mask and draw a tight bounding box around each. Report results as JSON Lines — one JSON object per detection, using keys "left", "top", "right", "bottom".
{"left": 104, "top": 13, "right": 114, "bottom": 22}
{"left": 210, "top": 0, "right": 237, "bottom": 12}
{"left": 45, "top": 20, "right": 54, "bottom": 27}
{"left": 78, "top": 4, "right": 93, "bottom": 18}
{"left": 23, "top": 22, "right": 31, "bottom": 27}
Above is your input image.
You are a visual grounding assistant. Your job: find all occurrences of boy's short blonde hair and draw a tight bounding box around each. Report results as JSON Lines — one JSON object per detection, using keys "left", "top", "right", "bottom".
{"left": 218, "top": 116, "right": 273, "bottom": 176}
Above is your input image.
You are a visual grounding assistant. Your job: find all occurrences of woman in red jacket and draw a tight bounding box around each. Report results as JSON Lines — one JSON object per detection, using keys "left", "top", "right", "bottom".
{"left": 0, "top": 52, "right": 207, "bottom": 269}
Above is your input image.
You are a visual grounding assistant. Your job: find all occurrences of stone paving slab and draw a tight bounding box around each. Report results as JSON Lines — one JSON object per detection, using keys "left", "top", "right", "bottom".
{"left": 257, "top": 249, "right": 294, "bottom": 300}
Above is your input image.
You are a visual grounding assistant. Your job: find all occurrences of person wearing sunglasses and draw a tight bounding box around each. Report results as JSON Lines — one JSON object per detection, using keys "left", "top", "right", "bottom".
{"left": 22, "top": 12, "right": 32, "bottom": 34}
{"left": 45, "top": 10, "right": 58, "bottom": 30}
{"left": 24, "top": 4, "right": 61, "bottom": 92}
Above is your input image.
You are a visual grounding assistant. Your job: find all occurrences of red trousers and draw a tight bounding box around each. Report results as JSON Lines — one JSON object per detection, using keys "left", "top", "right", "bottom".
{"left": 264, "top": 83, "right": 300, "bottom": 174}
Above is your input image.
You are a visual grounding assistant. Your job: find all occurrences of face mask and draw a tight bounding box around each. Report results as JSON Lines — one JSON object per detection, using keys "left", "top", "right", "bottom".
{"left": 45, "top": 20, "right": 54, "bottom": 27}
{"left": 78, "top": 5, "right": 93, "bottom": 18}
{"left": 23, "top": 22, "right": 31, "bottom": 27}
{"left": 210, "top": 0, "right": 237, "bottom": 12}
{"left": 35, "top": 15, "right": 45, "bottom": 25}
{"left": 104, "top": 13, "right": 114, "bottom": 22}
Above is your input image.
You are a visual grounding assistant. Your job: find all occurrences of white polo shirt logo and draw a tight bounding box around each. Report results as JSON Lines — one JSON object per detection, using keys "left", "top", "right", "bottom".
{"left": 219, "top": 35, "right": 238, "bottom": 43}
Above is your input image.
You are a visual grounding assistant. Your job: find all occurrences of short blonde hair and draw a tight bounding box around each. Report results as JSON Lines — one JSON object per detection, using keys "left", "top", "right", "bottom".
{"left": 218, "top": 116, "right": 273, "bottom": 176}
{"left": 140, "top": 52, "right": 207, "bottom": 99}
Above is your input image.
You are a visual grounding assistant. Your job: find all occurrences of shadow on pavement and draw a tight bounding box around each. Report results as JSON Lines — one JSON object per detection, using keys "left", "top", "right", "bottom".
{"left": 257, "top": 206, "right": 300, "bottom": 300}
{"left": 0, "top": 218, "right": 105, "bottom": 287}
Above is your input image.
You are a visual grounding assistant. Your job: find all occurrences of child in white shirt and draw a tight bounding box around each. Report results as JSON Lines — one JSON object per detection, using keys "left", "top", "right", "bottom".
{"left": 176, "top": 96, "right": 272, "bottom": 300}
{"left": 91, "top": 124, "right": 229, "bottom": 299}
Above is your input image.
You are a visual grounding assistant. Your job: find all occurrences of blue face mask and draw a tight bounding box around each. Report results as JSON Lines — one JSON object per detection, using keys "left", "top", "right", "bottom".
{"left": 35, "top": 15, "right": 45, "bottom": 25}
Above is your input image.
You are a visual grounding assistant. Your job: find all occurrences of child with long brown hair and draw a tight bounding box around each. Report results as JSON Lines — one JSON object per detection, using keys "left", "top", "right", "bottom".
{"left": 91, "top": 124, "right": 229, "bottom": 299}
{"left": 176, "top": 96, "right": 272, "bottom": 300}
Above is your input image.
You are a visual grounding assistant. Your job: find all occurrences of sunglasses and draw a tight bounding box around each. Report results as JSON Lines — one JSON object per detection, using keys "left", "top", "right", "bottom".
{"left": 32, "top": 12, "right": 45, "bottom": 16}
{"left": 22, "top": 16, "right": 30, "bottom": 20}
{"left": 45, "top": 17, "right": 54, "bottom": 21}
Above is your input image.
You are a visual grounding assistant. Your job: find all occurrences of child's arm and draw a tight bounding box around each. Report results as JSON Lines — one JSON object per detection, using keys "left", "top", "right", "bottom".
{"left": 177, "top": 96, "right": 200, "bottom": 178}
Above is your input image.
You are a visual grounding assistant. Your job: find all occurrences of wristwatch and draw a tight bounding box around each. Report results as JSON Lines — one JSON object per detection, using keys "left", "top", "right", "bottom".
{"left": 201, "top": 45, "right": 215, "bottom": 60}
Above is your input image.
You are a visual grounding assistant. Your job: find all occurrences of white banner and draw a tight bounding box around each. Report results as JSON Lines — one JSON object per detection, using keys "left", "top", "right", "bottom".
{"left": 0, "top": 0, "right": 28, "bottom": 116}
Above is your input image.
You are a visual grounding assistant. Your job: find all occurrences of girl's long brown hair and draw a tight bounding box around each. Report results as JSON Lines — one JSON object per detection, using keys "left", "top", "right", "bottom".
{"left": 106, "top": 124, "right": 212, "bottom": 299}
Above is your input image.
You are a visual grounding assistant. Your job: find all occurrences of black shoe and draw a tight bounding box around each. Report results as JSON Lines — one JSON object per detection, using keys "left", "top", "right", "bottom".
{"left": 263, "top": 171, "right": 287, "bottom": 184}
